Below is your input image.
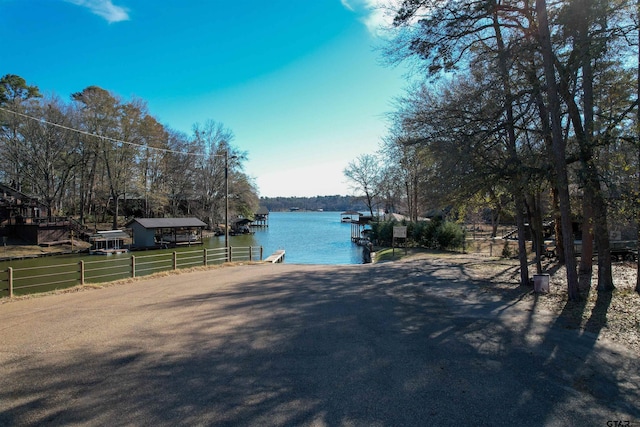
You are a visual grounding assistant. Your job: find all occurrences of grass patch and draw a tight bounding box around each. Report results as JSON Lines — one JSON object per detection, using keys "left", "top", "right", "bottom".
{"left": 374, "top": 248, "right": 405, "bottom": 263}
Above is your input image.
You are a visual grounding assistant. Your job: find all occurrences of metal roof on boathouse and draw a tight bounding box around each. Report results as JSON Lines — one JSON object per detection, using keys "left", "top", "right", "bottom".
{"left": 126, "top": 218, "right": 207, "bottom": 229}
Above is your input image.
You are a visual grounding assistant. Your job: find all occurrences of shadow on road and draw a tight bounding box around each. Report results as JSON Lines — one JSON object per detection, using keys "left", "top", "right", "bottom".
{"left": 0, "top": 260, "right": 638, "bottom": 426}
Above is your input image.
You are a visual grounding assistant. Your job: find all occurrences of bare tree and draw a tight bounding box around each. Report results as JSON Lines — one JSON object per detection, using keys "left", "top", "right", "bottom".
{"left": 17, "top": 97, "right": 79, "bottom": 217}
{"left": 344, "top": 154, "right": 383, "bottom": 218}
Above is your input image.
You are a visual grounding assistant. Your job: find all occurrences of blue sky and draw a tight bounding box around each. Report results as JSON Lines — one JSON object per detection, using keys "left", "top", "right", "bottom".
{"left": 1, "top": 0, "right": 407, "bottom": 197}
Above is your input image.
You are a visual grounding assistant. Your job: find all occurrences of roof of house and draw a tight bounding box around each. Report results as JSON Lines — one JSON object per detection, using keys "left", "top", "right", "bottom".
{"left": 256, "top": 206, "right": 269, "bottom": 215}
{"left": 90, "top": 230, "right": 131, "bottom": 240}
{"left": 126, "top": 218, "right": 207, "bottom": 229}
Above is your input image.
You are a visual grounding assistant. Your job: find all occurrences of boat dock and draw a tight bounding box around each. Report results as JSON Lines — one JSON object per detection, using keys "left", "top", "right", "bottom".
{"left": 264, "top": 250, "right": 285, "bottom": 263}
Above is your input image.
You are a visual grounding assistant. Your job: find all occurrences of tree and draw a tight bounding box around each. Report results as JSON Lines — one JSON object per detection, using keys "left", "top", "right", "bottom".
{"left": 164, "top": 129, "right": 199, "bottom": 216}
{"left": 0, "top": 74, "right": 42, "bottom": 188}
{"left": 535, "top": 0, "right": 580, "bottom": 299}
{"left": 637, "top": 0, "right": 640, "bottom": 295}
{"left": 135, "top": 114, "right": 170, "bottom": 217}
{"left": 385, "top": 0, "right": 607, "bottom": 294}
{"left": 0, "top": 74, "right": 41, "bottom": 105}
{"left": 344, "top": 154, "right": 383, "bottom": 218}
{"left": 386, "top": 0, "right": 544, "bottom": 286}
{"left": 17, "top": 98, "right": 79, "bottom": 217}
{"left": 72, "top": 86, "right": 121, "bottom": 226}
{"left": 191, "top": 120, "right": 241, "bottom": 228}
{"left": 0, "top": 76, "right": 261, "bottom": 231}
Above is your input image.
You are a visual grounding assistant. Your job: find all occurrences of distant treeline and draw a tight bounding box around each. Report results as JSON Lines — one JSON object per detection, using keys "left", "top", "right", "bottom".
{"left": 259, "top": 195, "right": 368, "bottom": 212}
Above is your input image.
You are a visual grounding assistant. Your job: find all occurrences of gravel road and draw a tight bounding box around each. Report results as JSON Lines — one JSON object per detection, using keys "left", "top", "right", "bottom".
{"left": 1, "top": 260, "right": 639, "bottom": 426}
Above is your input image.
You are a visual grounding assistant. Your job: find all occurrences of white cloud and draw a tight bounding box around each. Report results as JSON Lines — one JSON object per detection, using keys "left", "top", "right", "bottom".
{"left": 65, "top": 0, "right": 130, "bottom": 23}
{"left": 341, "top": 0, "right": 355, "bottom": 12}
{"left": 340, "top": 0, "right": 397, "bottom": 37}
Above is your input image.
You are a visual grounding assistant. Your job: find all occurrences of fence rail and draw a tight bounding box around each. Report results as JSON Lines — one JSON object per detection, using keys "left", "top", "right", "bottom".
{"left": 0, "top": 246, "right": 263, "bottom": 298}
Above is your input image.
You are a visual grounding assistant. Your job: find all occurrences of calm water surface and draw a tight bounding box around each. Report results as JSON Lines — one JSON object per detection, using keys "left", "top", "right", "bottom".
{"left": 241, "top": 211, "right": 363, "bottom": 265}
{"left": 0, "top": 211, "right": 364, "bottom": 271}
{"left": 0, "top": 211, "right": 363, "bottom": 296}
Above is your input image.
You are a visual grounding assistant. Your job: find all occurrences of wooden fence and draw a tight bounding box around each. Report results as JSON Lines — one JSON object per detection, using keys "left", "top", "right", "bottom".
{"left": 1, "top": 246, "right": 263, "bottom": 298}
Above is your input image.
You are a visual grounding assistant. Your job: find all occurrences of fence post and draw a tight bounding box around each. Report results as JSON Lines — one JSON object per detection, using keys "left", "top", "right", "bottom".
{"left": 203, "top": 248, "right": 208, "bottom": 266}
{"left": 173, "top": 251, "right": 177, "bottom": 270}
{"left": 8, "top": 267, "right": 13, "bottom": 298}
{"left": 249, "top": 246, "right": 253, "bottom": 262}
{"left": 260, "top": 246, "right": 263, "bottom": 261}
{"left": 228, "top": 246, "right": 232, "bottom": 262}
{"left": 79, "top": 260, "right": 85, "bottom": 285}
{"left": 131, "top": 255, "right": 136, "bottom": 278}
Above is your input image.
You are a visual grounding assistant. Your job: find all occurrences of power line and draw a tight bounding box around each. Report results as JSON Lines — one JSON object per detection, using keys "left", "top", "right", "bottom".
{"left": 0, "top": 106, "right": 204, "bottom": 157}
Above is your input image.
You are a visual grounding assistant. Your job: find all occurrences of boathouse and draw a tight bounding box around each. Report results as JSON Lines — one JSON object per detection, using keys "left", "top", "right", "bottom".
{"left": 351, "top": 215, "right": 374, "bottom": 244}
{"left": 252, "top": 206, "right": 269, "bottom": 227}
{"left": 126, "top": 217, "right": 207, "bottom": 248}
{"left": 89, "top": 230, "right": 131, "bottom": 255}
{"left": 341, "top": 210, "right": 361, "bottom": 223}
{"left": 232, "top": 218, "right": 253, "bottom": 234}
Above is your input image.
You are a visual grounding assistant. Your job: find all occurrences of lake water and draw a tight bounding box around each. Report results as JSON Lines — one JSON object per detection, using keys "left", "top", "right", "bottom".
{"left": 0, "top": 211, "right": 363, "bottom": 296}
{"left": 0, "top": 211, "right": 364, "bottom": 269}
{"left": 228, "top": 211, "right": 364, "bottom": 264}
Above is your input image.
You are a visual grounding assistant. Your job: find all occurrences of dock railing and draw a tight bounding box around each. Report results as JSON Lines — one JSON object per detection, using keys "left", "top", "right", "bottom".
{"left": 0, "top": 246, "right": 264, "bottom": 298}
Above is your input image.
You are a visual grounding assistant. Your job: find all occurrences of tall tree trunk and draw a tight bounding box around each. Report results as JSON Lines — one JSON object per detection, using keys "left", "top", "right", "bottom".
{"left": 527, "top": 191, "right": 544, "bottom": 275}
{"left": 575, "top": 0, "right": 596, "bottom": 284}
{"left": 536, "top": 0, "right": 580, "bottom": 300}
{"left": 492, "top": 6, "right": 528, "bottom": 285}
{"left": 579, "top": 190, "right": 594, "bottom": 288}
{"left": 636, "top": 0, "right": 640, "bottom": 295}
{"left": 405, "top": 180, "right": 411, "bottom": 220}
{"left": 515, "top": 192, "right": 530, "bottom": 285}
{"left": 551, "top": 186, "right": 565, "bottom": 264}
{"left": 590, "top": 170, "right": 614, "bottom": 291}
{"left": 412, "top": 174, "right": 418, "bottom": 221}
{"left": 564, "top": 0, "right": 614, "bottom": 292}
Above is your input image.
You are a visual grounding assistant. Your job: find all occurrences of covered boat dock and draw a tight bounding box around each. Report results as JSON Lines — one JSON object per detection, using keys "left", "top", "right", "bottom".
{"left": 89, "top": 230, "right": 131, "bottom": 255}
{"left": 126, "top": 218, "right": 207, "bottom": 249}
{"left": 341, "top": 210, "right": 361, "bottom": 223}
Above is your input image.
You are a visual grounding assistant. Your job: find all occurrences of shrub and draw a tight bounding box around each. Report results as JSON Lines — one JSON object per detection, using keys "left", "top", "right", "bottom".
{"left": 372, "top": 220, "right": 394, "bottom": 246}
{"left": 419, "top": 219, "right": 439, "bottom": 248}
{"left": 372, "top": 218, "right": 465, "bottom": 251}
{"left": 435, "top": 221, "right": 465, "bottom": 250}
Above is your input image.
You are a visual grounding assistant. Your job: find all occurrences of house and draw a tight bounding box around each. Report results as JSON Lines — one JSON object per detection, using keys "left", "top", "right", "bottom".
{"left": 126, "top": 217, "right": 207, "bottom": 248}
{"left": 0, "top": 182, "right": 47, "bottom": 224}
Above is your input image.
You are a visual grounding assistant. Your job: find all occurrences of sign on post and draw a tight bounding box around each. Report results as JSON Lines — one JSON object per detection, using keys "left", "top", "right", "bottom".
{"left": 393, "top": 226, "right": 407, "bottom": 255}
{"left": 393, "top": 226, "right": 407, "bottom": 239}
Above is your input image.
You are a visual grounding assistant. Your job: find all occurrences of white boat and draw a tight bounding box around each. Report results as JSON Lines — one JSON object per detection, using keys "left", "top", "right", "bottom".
{"left": 161, "top": 232, "right": 199, "bottom": 243}
{"left": 90, "top": 248, "right": 129, "bottom": 255}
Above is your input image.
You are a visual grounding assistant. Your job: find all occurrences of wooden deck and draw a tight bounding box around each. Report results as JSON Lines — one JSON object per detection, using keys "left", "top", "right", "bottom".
{"left": 264, "top": 250, "right": 285, "bottom": 263}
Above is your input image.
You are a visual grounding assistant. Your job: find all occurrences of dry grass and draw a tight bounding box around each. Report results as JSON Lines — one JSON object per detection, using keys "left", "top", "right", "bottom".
{"left": 0, "top": 240, "right": 91, "bottom": 259}
{"left": 399, "top": 242, "right": 640, "bottom": 354}
{"left": 0, "top": 261, "right": 261, "bottom": 304}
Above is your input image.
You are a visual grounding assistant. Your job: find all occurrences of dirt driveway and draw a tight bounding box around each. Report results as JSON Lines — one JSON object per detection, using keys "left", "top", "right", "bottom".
{"left": 1, "top": 259, "right": 639, "bottom": 426}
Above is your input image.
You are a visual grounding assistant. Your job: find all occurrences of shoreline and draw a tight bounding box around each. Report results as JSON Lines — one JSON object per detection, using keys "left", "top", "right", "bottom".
{"left": 0, "top": 240, "right": 91, "bottom": 262}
